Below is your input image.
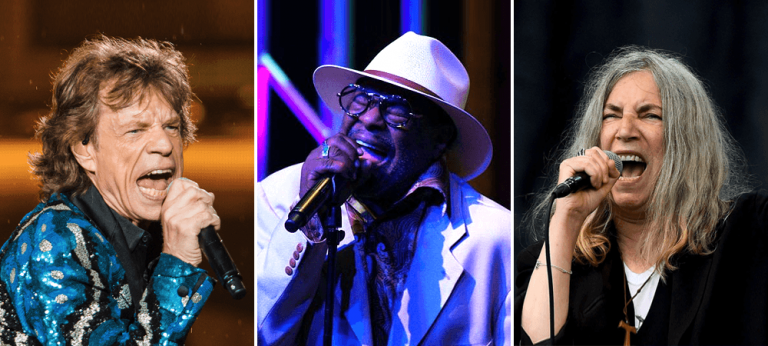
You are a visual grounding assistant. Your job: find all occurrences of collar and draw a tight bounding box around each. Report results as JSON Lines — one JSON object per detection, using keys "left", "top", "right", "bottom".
{"left": 68, "top": 185, "right": 149, "bottom": 252}
{"left": 346, "top": 159, "right": 450, "bottom": 236}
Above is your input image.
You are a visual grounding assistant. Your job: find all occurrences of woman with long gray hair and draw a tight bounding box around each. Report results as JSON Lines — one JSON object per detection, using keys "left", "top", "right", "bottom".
{"left": 515, "top": 46, "right": 764, "bottom": 345}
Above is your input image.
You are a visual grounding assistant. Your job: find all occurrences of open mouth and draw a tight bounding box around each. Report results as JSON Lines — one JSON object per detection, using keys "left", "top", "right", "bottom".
{"left": 355, "top": 139, "right": 388, "bottom": 161}
{"left": 137, "top": 169, "right": 174, "bottom": 199}
{"left": 619, "top": 155, "right": 646, "bottom": 179}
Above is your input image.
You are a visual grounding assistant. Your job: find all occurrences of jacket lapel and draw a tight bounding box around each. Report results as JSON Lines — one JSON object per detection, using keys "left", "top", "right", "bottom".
{"left": 667, "top": 252, "right": 714, "bottom": 344}
{"left": 389, "top": 175, "right": 466, "bottom": 345}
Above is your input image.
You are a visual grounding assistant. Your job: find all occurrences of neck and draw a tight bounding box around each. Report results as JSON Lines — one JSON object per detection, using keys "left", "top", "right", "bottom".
{"left": 615, "top": 217, "right": 653, "bottom": 274}
{"left": 354, "top": 190, "right": 402, "bottom": 216}
{"left": 135, "top": 219, "right": 153, "bottom": 231}
{"left": 355, "top": 174, "right": 421, "bottom": 216}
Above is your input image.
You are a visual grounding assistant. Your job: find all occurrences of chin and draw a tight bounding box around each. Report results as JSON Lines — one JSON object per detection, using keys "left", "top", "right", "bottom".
{"left": 130, "top": 202, "right": 162, "bottom": 223}
{"left": 352, "top": 178, "right": 382, "bottom": 199}
{"left": 612, "top": 195, "right": 649, "bottom": 211}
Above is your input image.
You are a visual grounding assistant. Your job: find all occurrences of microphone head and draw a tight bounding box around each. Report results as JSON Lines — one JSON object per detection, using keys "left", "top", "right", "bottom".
{"left": 604, "top": 151, "right": 623, "bottom": 175}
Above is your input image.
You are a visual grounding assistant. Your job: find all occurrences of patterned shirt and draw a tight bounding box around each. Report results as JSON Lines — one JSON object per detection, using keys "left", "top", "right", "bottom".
{"left": 347, "top": 160, "right": 449, "bottom": 346}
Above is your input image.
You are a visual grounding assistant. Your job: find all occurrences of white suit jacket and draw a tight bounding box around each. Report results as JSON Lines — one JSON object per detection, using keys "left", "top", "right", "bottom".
{"left": 257, "top": 164, "right": 511, "bottom": 345}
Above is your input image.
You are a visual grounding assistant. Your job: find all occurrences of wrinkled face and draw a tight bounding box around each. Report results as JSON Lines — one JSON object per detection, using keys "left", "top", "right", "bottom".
{"left": 600, "top": 71, "right": 664, "bottom": 215}
{"left": 343, "top": 80, "right": 450, "bottom": 202}
{"left": 88, "top": 90, "right": 184, "bottom": 224}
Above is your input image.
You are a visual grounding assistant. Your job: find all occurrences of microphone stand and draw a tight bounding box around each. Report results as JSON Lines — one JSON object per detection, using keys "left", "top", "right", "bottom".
{"left": 320, "top": 204, "right": 344, "bottom": 346}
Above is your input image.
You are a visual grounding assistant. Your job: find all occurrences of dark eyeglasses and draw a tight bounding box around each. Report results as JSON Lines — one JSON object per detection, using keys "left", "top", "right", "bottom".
{"left": 337, "top": 84, "right": 418, "bottom": 129}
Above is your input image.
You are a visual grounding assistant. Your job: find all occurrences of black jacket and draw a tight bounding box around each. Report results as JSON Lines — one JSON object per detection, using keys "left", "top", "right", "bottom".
{"left": 515, "top": 191, "right": 768, "bottom": 345}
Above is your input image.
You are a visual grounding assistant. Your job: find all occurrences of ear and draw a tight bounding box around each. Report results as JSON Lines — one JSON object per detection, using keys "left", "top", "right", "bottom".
{"left": 71, "top": 140, "right": 97, "bottom": 174}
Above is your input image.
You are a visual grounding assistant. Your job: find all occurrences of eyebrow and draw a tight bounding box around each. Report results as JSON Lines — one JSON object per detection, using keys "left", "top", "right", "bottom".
{"left": 119, "top": 120, "right": 150, "bottom": 130}
{"left": 603, "top": 103, "right": 662, "bottom": 113}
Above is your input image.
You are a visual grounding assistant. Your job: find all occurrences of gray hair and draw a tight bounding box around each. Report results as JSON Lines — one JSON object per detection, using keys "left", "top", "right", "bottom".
{"left": 523, "top": 46, "right": 752, "bottom": 272}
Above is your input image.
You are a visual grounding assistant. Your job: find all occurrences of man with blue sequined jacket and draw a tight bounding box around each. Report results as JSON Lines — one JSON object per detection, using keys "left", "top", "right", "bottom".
{"left": 0, "top": 35, "right": 221, "bottom": 344}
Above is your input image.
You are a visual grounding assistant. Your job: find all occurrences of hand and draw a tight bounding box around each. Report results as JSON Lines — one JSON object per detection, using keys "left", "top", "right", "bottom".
{"left": 554, "top": 147, "right": 621, "bottom": 224}
{"left": 161, "top": 178, "right": 220, "bottom": 266}
{"left": 299, "top": 133, "right": 371, "bottom": 198}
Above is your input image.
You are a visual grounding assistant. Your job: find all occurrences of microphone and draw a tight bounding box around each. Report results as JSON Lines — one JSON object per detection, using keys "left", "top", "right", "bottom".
{"left": 552, "top": 150, "right": 623, "bottom": 198}
{"left": 285, "top": 175, "right": 349, "bottom": 233}
{"left": 198, "top": 226, "right": 246, "bottom": 300}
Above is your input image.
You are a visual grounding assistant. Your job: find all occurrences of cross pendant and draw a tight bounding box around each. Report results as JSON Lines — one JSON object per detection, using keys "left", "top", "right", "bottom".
{"left": 618, "top": 320, "right": 636, "bottom": 346}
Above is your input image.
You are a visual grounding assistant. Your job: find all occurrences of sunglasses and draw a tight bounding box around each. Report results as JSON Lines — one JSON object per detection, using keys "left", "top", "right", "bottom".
{"left": 337, "top": 84, "right": 419, "bottom": 129}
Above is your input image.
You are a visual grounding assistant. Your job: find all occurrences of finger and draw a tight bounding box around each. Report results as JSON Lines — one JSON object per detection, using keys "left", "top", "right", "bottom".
{"left": 165, "top": 178, "right": 195, "bottom": 205}
{"left": 311, "top": 156, "right": 358, "bottom": 180}
{"left": 581, "top": 159, "right": 604, "bottom": 190}
{"left": 339, "top": 117, "right": 355, "bottom": 135}
{"left": 588, "top": 147, "right": 621, "bottom": 179}
{"left": 589, "top": 148, "right": 612, "bottom": 184}
{"left": 584, "top": 147, "right": 612, "bottom": 186}
{"left": 325, "top": 135, "right": 360, "bottom": 160}
{"left": 335, "top": 134, "right": 364, "bottom": 157}
{"left": 167, "top": 177, "right": 198, "bottom": 194}
{"left": 205, "top": 208, "right": 221, "bottom": 230}
{"left": 167, "top": 181, "right": 214, "bottom": 206}
{"left": 558, "top": 155, "right": 595, "bottom": 183}
{"left": 165, "top": 199, "right": 218, "bottom": 232}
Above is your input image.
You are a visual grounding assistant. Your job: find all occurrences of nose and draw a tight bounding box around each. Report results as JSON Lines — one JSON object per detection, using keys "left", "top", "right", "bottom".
{"left": 356, "top": 103, "right": 387, "bottom": 129}
{"left": 615, "top": 113, "right": 639, "bottom": 141}
{"left": 146, "top": 126, "right": 174, "bottom": 156}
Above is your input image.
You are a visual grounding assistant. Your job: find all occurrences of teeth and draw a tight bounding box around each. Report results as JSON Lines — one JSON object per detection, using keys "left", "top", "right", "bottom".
{"left": 619, "top": 155, "right": 644, "bottom": 163}
{"left": 147, "top": 169, "right": 172, "bottom": 176}
{"left": 355, "top": 140, "right": 376, "bottom": 150}
{"left": 356, "top": 140, "right": 387, "bottom": 155}
{"left": 138, "top": 186, "right": 168, "bottom": 197}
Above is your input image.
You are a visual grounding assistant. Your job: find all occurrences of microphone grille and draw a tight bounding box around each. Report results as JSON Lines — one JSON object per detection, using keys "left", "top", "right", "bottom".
{"left": 604, "top": 151, "right": 623, "bottom": 174}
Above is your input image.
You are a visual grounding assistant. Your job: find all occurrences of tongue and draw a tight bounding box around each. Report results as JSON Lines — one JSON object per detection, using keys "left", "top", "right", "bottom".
{"left": 137, "top": 176, "right": 169, "bottom": 190}
{"left": 622, "top": 162, "right": 645, "bottom": 178}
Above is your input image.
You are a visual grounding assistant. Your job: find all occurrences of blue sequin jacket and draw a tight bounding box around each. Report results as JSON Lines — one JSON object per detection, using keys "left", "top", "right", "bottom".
{"left": 0, "top": 193, "right": 214, "bottom": 345}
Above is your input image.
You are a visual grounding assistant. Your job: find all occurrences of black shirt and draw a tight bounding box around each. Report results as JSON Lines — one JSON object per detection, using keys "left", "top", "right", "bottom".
{"left": 68, "top": 186, "right": 163, "bottom": 309}
{"left": 515, "top": 191, "right": 768, "bottom": 345}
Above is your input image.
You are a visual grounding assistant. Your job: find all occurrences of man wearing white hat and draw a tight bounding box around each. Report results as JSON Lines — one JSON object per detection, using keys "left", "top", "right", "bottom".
{"left": 257, "top": 32, "right": 510, "bottom": 345}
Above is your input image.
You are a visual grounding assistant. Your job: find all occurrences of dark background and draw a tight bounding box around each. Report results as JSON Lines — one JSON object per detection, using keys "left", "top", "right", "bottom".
{"left": 0, "top": 1, "right": 253, "bottom": 344}
{"left": 259, "top": 0, "right": 511, "bottom": 209}
{"left": 515, "top": 1, "right": 768, "bottom": 259}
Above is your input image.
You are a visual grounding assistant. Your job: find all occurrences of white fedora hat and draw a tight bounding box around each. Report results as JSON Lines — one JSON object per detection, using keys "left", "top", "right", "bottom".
{"left": 313, "top": 31, "right": 492, "bottom": 181}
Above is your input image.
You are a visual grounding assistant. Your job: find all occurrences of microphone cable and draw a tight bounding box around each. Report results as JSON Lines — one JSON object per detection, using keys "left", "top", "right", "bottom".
{"left": 544, "top": 193, "right": 556, "bottom": 344}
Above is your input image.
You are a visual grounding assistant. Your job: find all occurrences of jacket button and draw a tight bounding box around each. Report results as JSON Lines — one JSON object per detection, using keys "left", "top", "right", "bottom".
{"left": 296, "top": 243, "right": 304, "bottom": 252}
{"left": 289, "top": 258, "right": 296, "bottom": 268}
{"left": 293, "top": 251, "right": 300, "bottom": 260}
{"left": 285, "top": 266, "right": 293, "bottom": 275}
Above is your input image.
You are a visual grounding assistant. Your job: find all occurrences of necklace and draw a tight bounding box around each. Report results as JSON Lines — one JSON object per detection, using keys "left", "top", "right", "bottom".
{"left": 619, "top": 268, "right": 655, "bottom": 346}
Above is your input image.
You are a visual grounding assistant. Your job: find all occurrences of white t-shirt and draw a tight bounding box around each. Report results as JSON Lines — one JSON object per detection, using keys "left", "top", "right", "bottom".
{"left": 623, "top": 263, "right": 660, "bottom": 330}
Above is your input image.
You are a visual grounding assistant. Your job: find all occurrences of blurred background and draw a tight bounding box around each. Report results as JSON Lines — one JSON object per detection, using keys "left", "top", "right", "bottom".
{"left": 257, "top": 0, "right": 511, "bottom": 210}
{"left": 0, "top": 0, "right": 253, "bottom": 344}
{"left": 515, "top": 1, "right": 768, "bottom": 261}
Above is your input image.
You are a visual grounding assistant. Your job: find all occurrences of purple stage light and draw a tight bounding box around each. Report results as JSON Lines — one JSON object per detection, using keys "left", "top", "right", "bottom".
{"left": 259, "top": 54, "right": 331, "bottom": 145}
{"left": 257, "top": 64, "right": 270, "bottom": 182}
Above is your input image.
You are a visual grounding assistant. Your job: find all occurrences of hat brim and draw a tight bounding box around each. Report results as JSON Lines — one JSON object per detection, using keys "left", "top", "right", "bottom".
{"left": 313, "top": 65, "right": 492, "bottom": 181}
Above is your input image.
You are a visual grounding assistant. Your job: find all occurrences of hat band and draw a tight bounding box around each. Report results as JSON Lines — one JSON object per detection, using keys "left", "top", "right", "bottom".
{"left": 364, "top": 70, "right": 443, "bottom": 100}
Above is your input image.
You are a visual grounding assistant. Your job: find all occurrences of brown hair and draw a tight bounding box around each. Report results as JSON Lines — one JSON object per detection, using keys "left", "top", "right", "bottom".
{"left": 30, "top": 35, "right": 197, "bottom": 200}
